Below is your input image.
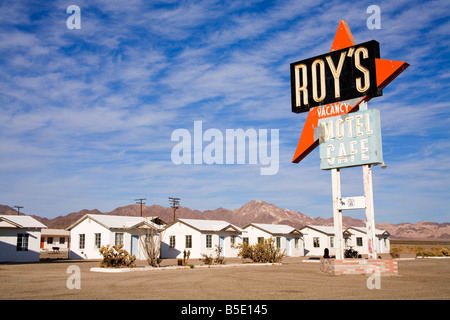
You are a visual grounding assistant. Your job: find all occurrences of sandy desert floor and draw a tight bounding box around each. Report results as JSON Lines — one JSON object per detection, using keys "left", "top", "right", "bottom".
{"left": 0, "top": 257, "right": 448, "bottom": 301}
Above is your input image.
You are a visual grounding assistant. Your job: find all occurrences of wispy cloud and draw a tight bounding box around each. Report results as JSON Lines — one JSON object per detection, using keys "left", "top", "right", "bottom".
{"left": 0, "top": 0, "right": 449, "bottom": 223}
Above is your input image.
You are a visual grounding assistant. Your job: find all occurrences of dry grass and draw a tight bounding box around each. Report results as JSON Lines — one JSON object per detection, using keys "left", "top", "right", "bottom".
{"left": 390, "top": 240, "right": 450, "bottom": 258}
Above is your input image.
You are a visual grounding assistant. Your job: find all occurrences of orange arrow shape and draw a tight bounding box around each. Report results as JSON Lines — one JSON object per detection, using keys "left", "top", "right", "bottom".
{"left": 292, "top": 21, "right": 409, "bottom": 164}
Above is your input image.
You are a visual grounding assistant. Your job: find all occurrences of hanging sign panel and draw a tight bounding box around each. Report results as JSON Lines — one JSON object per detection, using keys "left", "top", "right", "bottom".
{"left": 318, "top": 109, "right": 383, "bottom": 170}
{"left": 338, "top": 196, "right": 366, "bottom": 210}
{"left": 290, "top": 40, "right": 381, "bottom": 114}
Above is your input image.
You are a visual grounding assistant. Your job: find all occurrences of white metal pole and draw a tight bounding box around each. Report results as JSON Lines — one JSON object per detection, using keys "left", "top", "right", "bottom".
{"left": 331, "top": 168, "right": 344, "bottom": 260}
{"left": 363, "top": 164, "right": 377, "bottom": 259}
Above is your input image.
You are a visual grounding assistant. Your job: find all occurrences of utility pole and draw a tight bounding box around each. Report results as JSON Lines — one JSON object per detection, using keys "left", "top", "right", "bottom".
{"left": 135, "top": 198, "right": 146, "bottom": 217}
{"left": 14, "top": 206, "right": 23, "bottom": 215}
{"left": 169, "top": 197, "right": 180, "bottom": 221}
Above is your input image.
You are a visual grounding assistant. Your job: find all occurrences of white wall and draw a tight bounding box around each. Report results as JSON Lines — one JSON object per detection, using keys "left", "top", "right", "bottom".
{"left": 346, "top": 229, "right": 390, "bottom": 255}
{"left": 69, "top": 217, "right": 162, "bottom": 261}
{"left": 242, "top": 226, "right": 304, "bottom": 257}
{"left": 0, "top": 228, "right": 42, "bottom": 262}
{"left": 161, "top": 221, "right": 242, "bottom": 259}
{"left": 69, "top": 217, "right": 108, "bottom": 259}
{"left": 302, "top": 227, "right": 391, "bottom": 257}
{"left": 345, "top": 229, "right": 366, "bottom": 255}
{"left": 302, "top": 228, "right": 335, "bottom": 257}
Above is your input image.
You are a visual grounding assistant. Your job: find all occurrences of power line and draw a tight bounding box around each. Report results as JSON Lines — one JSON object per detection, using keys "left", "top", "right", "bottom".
{"left": 169, "top": 197, "right": 180, "bottom": 221}
{"left": 135, "top": 198, "right": 146, "bottom": 217}
{"left": 14, "top": 206, "right": 23, "bottom": 215}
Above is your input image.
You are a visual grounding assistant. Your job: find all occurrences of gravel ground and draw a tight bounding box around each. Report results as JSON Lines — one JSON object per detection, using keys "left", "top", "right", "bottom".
{"left": 0, "top": 257, "right": 449, "bottom": 301}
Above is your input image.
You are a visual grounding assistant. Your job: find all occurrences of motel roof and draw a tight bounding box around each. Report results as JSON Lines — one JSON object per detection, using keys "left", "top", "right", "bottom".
{"left": 66, "top": 214, "right": 163, "bottom": 231}
{"left": 300, "top": 225, "right": 336, "bottom": 235}
{"left": 0, "top": 215, "right": 47, "bottom": 229}
{"left": 346, "top": 226, "right": 390, "bottom": 237}
{"left": 243, "top": 223, "right": 303, "bottom": 236}
{"left": 300, "top": 225, "right": 389, "bottom": 236}
{"left": 167, "top": 218, "right": 243, "bottom": 233}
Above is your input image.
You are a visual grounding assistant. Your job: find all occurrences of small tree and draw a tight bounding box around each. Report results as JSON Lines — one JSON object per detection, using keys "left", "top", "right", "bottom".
{"left": 136, "top": 225, "right": 164, "bottom": 267}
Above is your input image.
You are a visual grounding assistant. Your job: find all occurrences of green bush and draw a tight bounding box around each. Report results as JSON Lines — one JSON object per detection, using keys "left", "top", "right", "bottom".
{"left": 98, "top": 244, "right": 136, "bottom": 268}
{"left": 237, "top": 238, "right": 286, "bottom": 263}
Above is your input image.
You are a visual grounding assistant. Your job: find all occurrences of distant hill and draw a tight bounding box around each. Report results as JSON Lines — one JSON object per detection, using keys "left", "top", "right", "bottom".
{"left": 1, "top": 201, "right": 449, "bottom": 240}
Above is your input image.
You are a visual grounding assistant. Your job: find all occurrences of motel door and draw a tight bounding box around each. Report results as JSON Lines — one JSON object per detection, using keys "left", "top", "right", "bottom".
{"left": 131, "top": 235, "right": 139, "bottom": 257}
{"left": 219, "top": 236, "right": 224, "bottom": 257}
{"left": 286, "top": 238, "right": 291, "bottom": 257}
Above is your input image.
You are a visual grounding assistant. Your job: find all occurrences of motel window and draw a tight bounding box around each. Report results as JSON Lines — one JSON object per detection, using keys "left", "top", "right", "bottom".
{"left": 169, "top": 236, "right": 176, "bottom": 248}
{"left": 257, "top": 237, "right": 264, "bottom": 244}
{"left": 16, "top": 234, "right": 29, "bottom": 251}
{"left": 356, "top": 237, "right": 363, "bottom": 247}
{"left": 60, "top": 237, "right": 65, "bottom": 245}
{"left": 243, "top": 237, "right": 249, "bottom": 245}
{"left": 115, "top": 233, "right": 124, "bottom": 246}
{"left": 295, "top": 238, "right": 299, "bottom": 248}
{"left": 79, "top": 234, "right": 85, "bottom": 249}
{"left": 206, "top": 234, "right": 212, "bottom": 248}
{"left": 313, "top": 237, "right": 320, "bottom": 248}
{"left": 230, "top": 235, "right": 236, "bottom": 248}
{"left": 94, "top": 233, "right": 101, "bottom": 249}
{"left": 185, "top": 235, "right": 192, "bottom": 249}
{"left": 276, "top": 237, "right": 281, "bottom": 248}
{"left": 47, "top": 237, "right": 53, "bottom": 244}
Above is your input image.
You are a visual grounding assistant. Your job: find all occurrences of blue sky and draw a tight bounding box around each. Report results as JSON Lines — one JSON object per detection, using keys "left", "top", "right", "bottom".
{"left": 1, "top": 0, "right": 449, "bottom": 224}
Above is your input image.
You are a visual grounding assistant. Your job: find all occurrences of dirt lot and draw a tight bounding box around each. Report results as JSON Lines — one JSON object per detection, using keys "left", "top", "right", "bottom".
{"left": 0, "top": 257, "right": 449, "bottom": 301}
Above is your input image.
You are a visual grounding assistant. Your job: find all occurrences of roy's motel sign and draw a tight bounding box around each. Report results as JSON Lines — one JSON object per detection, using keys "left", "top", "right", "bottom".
{"left": 290, "top": 40, "right": 381, "bottom": 114}
{"left": 289, "top": 20, "right": 409, "bottom": 261}
{"left": 291, "top": 20, "right": 409, "bottom": 165}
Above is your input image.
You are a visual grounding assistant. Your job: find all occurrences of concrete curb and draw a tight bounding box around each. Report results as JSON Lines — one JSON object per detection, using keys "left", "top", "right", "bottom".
{"left": 91, "top": 262, "right": 282, "bottom": 273}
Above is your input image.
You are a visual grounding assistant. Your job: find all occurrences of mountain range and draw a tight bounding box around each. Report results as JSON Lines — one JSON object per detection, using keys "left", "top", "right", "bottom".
{"left": 1, "top": 201, "right": 449, "bottom": 240}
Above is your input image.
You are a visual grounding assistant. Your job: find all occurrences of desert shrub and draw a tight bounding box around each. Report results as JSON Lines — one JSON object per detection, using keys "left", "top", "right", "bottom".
{"left": 200, "top": 245, "right": 225, "bottom": 265}
{"left": 237, "top": 238, "right": 286, "bottom": 263}
{"left": 213, "top": 246, "right": 225, "bottom": 265}
{"left": 415, "top": 247, "right": 450, "bottom": 258}
{"left": 98, "top": 244, "right": 136, "bottom": 268}
{"left": 200, "top": 253, "right": 214, "bottom": 265}
{"left": 182, "top": 250, "right": 191, "bottom": 266}
{"left": 390, "top": 247, "right": 400, "bottom": 258}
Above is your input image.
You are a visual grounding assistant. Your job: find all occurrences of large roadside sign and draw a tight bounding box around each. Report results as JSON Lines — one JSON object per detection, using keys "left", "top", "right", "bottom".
{"left": 291, "top": 20, "right": 409, "bottom": 164}
{"left": 291, "top": 40, "right": 381, "bottom": 114}
{"left": 289, "top": 20, "right": 409, "bottom": 261}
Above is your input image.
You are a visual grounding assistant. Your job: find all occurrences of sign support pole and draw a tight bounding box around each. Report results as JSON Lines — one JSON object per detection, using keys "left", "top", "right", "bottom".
{"left": 363, "top": 164, "right": 377, "bottom": 259}
{"left": 331, "top": 168, "right": 344, "bottom": 260}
